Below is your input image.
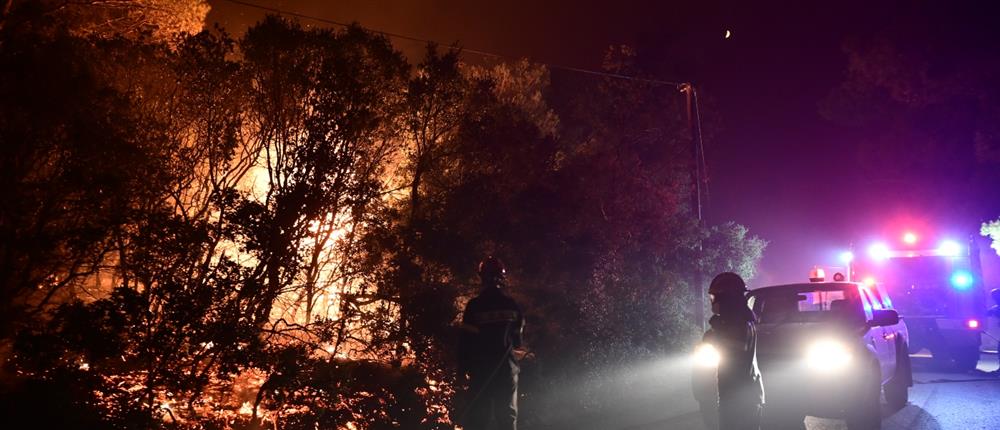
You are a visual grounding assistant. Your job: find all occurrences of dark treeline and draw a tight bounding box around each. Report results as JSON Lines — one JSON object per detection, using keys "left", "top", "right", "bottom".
{"left": 0, "top": 5, "right": 763, "bottom": 430}
{"left": 819, "top": 0, "right": 1000, "bottom": 224}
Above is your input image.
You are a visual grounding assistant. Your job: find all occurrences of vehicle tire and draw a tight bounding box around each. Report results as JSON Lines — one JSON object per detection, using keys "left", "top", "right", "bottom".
{"left": 884, "top": 343, "right": 911, "bottom": 410}
{"left": 952, "top": 346, "right": 980, "bottom": 372}
{"left": 846, "top": 361, "right": 882, "bottom": 430}
{"left": 846, "top": 398, "right": 881, "bottom": 430}
{"left": 698, "top": 400, "right": 719, "bottom": 430}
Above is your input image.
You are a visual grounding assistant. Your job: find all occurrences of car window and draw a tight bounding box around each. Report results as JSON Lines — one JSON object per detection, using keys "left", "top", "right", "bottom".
{"left": 860, "top": 288, "right": 883, "bottom": 310}
{"left": 874, "top": 284, "right": 894, "bottom": 309}
{"left": 753, "top": 287, "right": 864, "bottom": 324}
{"left": 798, "top": 290, "right": 845, "bottom": 312}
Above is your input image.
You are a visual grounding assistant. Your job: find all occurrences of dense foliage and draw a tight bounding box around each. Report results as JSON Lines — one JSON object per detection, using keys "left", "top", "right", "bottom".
{"left": 0, "top": 5, "right": 764, "bottom": 429}
{"left": 983, "top": 220, "right": 1000, "bottom": 257}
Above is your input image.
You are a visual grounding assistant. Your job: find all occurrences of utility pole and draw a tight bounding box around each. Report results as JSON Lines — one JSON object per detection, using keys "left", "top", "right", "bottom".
{"left": 681, "top": 83, "right": 707, "bottom": 331}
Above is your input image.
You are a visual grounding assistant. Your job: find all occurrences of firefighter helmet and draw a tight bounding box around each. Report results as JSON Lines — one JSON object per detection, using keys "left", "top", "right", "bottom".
{"left": 708, "top": 272, "right": 747, "bottom": 297}
{"left": 478, "top": 256, "right": 506, "bottom": 285}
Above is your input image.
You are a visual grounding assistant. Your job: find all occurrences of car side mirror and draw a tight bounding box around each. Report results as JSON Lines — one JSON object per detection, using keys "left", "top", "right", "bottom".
{"left": 869, "top": 309, "right": 900, "bottom": 327}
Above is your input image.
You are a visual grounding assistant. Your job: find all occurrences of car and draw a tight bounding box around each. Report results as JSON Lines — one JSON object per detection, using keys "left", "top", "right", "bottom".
{"left": 691, "top": 276, "right": 912, "bottom": 430}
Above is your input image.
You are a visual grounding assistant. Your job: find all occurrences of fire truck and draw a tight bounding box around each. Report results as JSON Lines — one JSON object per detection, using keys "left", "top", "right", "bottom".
{"left": 850, "top": 232, "right": 987, "bottom": 371}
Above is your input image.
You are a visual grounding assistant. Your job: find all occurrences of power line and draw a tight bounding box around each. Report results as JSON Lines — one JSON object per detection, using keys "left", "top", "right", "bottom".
{"left": 218, "top": 0, "right": 686, "bottom": 87}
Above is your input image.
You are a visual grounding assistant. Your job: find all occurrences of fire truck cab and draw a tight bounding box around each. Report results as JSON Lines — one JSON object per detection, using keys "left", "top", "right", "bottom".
{"left": 851, "top": 234, "right": 986, "bottom": 371}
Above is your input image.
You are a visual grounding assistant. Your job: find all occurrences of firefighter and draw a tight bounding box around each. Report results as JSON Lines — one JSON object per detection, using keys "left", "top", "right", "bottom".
{"left": 457, "top": 256, "right": 526, "bottom": 430}
{"left": 988, "top": 289, "right": 1000, "bottom": 375}
{"left": 988, "top": 288, "right": 1000, "bottom": 320}
{"left": 705, "top": 272, "right": 764, "bottom": 430}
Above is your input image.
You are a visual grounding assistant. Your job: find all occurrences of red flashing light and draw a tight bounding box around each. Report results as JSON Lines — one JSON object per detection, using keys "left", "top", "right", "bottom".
{"left": 967, "top": 319, "right": 980, "bottom": 329}
{"left": 902, "top": 232, "right": 918, "bottom": 245}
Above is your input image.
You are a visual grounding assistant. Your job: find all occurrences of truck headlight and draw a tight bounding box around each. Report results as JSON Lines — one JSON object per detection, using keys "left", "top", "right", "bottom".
{"left": 693, "top": 343, "right": 721, "bottom": 368}
{"left": 805, "top": 339, "right": 852, "bottom": 371}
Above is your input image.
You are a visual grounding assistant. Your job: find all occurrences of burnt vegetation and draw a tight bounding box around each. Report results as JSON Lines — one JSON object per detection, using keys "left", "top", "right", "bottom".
{"left": 0, "top": 4, "right": 763, "bottom": 429}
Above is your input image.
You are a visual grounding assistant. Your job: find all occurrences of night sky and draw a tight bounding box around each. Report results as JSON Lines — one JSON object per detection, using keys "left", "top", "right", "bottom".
{"left": 207, "top": 0, "right": 1000, "bottom": 285}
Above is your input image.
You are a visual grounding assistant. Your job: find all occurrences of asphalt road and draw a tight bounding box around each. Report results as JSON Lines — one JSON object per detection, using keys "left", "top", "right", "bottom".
{"left": 627, "top": 353, "right": 1000, "bottom": 430}
{"left": 803, "top": 353, "right": 1000, "bottom": 430}
{"left": 526, "top": 353, "right": 1000, "bottom": 430}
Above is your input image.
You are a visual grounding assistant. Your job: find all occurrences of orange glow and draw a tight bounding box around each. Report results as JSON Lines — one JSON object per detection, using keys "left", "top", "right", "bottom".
{"left": 902, "top": 232, "right": 917, "bottom": 245}
{"left": 863, "top": 277, "right": 876, "bottom": 287}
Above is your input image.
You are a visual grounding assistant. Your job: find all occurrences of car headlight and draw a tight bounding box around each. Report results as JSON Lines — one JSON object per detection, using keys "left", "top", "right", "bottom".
{"left": 805, "top": 339, "right": 852, "bottom": 371}
{"left": 693, "top": 343, "right": 721, "bottom": 368}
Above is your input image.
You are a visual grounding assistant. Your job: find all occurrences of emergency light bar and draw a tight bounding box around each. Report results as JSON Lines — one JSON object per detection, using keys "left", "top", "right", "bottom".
{"left": 866, "top": 237, "right": 964, "bottom": 260}
{"left": 871, "top": 246, "right": 964, "bottom": 259}
{"left": 936, "top": 240, "right": 963, "bottom": 256}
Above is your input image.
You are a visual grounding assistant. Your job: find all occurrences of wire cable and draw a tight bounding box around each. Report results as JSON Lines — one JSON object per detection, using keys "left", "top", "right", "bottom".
{"left": 690, "top": 85, "right": 710, "bottom": 206}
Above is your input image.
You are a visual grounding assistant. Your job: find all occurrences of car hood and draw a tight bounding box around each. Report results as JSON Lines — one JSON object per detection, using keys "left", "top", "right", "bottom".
{"left": 756, "top": 322, "right": 855, "bottom": 359}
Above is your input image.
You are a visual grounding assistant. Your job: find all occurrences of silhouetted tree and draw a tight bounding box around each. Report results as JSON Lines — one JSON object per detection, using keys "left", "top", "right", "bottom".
{"left": 0, "top": 20, "right": 174, "bottom": 339}
{"left": 2, "top": 0, "right": 209, "bottom": 42}
{"left": 1, "top": 12, "right": 765, "bottom": 430}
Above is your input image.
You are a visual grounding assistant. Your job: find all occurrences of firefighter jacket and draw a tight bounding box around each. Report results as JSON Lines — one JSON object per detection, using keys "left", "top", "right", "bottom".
{"left": 705, "top": 309, "right": 764, "bottom": 406}
{"left": 458, "top": 287, "right": 524, "bottom": 377}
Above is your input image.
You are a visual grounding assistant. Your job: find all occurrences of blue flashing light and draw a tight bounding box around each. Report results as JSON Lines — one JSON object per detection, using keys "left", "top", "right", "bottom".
{"left": 950, "top": 270, "right": 974, "bottom": 290}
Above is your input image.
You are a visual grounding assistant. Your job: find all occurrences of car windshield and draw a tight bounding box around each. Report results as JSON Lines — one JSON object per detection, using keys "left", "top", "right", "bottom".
{"left": 752, "top": 286, "right": 865, "bottom": 324}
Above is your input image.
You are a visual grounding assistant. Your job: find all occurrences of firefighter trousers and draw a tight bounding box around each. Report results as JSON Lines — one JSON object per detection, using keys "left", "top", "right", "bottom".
{"left": 464, "top": 371, "right": 517, "bottom": 430}
{"left": 719, "top": 400, "right": 761, "bottom": 430}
